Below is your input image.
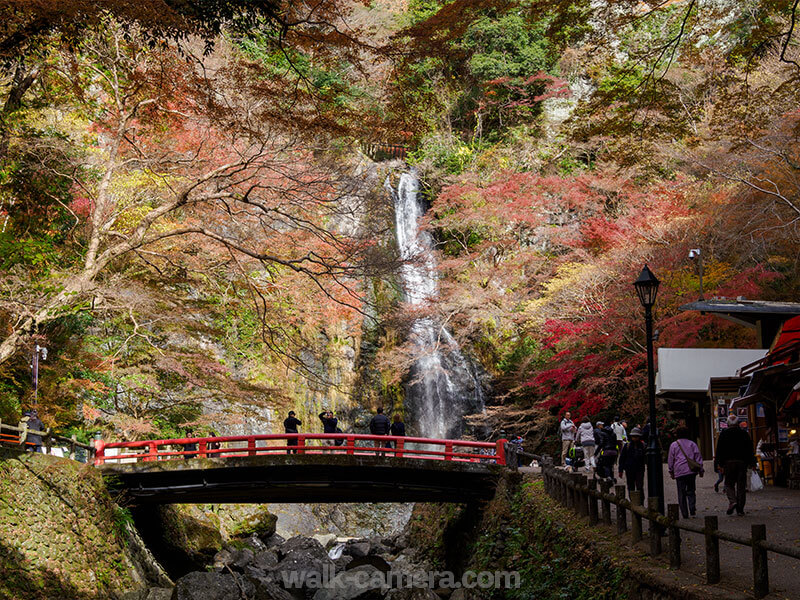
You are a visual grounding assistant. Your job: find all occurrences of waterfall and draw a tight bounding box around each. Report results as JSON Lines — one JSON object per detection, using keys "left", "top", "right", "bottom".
{"left": 388, "top": 170, "right": 484, "bottom": 439}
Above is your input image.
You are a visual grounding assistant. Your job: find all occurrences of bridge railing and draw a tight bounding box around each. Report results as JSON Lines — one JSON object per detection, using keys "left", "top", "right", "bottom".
{"left": 94, "top": 434, "right": 507, "bottom": 467}
{"left": 0, "top": 420, "right": 94, "bottom": 462}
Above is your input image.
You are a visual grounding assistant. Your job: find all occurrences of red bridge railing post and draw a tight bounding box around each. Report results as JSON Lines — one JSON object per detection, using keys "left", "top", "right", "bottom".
{"left": 143, "top": 441, "right": 158, "bottom": 462}
{"left": 396, "top": 439, "right": 404, "bottom": 458}
{"left": 93, "top": 439, "right": 105, "bottom": 466}
{"left": 496, "top": 439, "right": 507, "bottom": 466}
{"left": 248, "top": 437, "right": 256, "bottom": 457}
{"left": 199, "top": 440, "right": 207, "bottom": 459}
{"left": 444, "top": 442, "right": 454, "bottom": 461}
{"left": 346, "top": 436, "right": 355, "bottom": 455}
{"left": 297, "top": 435, "right": 306, "bottom": 455}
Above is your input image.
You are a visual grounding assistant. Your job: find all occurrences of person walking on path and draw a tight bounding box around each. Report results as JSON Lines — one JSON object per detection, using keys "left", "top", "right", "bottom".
{"left": 575, "top": 416, "right": 596, "bottom": 472}
{"left": 668, "top": 427, "right": 704, "bottom": 518}
{"left": 611, "top": 416, "right": 627, "bottom": 453}
{"left": 369, "top": 407, "right": 391, "bottom": 451}
{"left": 619, "top": 427, "right": 646, "bottom": 496}
{"left": 318, "top": 410, "right": 338, "bottom": 452}
{"left": 715, "top": 414, "right": 756, "bottom": 515}
{"left": 284, "top": 411, "right": 302, "bottom": 454}
{"left": 20, "top": 410, "right": 44, "bottom": 453}
{"left": 597, "top": 422, "right": 618, "bottom": 481}
{"left": 560, "top": 412, "right": 576, "bottom": 466}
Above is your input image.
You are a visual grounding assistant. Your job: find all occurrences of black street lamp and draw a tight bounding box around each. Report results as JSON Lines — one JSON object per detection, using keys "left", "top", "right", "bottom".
{"left": 634, "top": 264, "right": 664, "bottom": 514}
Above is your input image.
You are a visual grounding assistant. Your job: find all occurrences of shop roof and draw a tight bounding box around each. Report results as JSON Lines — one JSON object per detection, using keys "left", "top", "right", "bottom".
{"left": 656, "top": 348, "right": 768, "bottom": 394}
{"left": 679, "top": 299, "right": 800, "bottom": 348}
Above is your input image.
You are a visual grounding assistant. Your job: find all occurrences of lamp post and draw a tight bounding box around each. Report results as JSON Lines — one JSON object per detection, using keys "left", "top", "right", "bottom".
{"left": 634, "top": 265, "right": 664, "bottom": 514}
{"left": 30, "top": 344, "right": 47, "bottom": 406}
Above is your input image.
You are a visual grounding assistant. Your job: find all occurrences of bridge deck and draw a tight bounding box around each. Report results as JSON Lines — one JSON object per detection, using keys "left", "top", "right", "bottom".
{"left": 101, "top": 454, "right": 503, "bottom": 504}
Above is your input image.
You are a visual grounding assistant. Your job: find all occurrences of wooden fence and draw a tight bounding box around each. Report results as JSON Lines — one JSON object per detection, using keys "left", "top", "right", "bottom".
{"left": 542, "top": 463, "right": 800, "bottom": 598}
{"left": 361, "top": 142, "right": 409, "bottom": 161}
{"left": 0, "top": 420, "right": 94, "bottom": 462}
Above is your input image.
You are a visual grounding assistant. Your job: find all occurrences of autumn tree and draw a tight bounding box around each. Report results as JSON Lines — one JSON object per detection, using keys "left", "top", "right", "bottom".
{"left": 0, "top": 21, "right": 393, "bottom": 372}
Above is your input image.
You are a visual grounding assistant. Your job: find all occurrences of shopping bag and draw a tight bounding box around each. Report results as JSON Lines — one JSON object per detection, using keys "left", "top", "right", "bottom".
{"left": 748, "top": 469, "right": 764, "bottom": 492}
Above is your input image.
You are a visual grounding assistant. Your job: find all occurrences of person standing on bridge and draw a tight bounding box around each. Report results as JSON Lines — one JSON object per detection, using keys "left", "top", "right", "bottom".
{"left": 560, "top": 412, "right": 576, "bottom": 467}
{"left": 284, "top": 411, "right": 302, "bottom": 454}
{"left": 370, "top": 407, "right": 391, "bottom": 452}
{"left": 21, "top": 410, "right": 44, "bottom": 453}
{"left": 389, "top": 414, "right": 405, "bottom": 449}
{"left": 319, "top": 410, "right": 338, "bottom": 453}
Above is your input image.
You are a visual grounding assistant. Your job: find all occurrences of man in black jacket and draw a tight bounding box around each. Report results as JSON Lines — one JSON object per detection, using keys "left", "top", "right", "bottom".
{"left": 319, "top": 410, "right": 338, "bottom": 453}
{"left": 619, "top": 427, "right": 646, "bottom": 496}
{"left": 369, "top": 407, "right": 391, "bottom": 451}
{"left": 715, "top": 414, "right": 756, "bottom": 515}
{"left": 284, "top": 411, "right": 302, "bottom": 454}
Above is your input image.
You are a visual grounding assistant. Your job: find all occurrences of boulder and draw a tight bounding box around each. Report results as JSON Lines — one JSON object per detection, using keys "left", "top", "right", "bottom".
{"left": 252, "top": 579, "right": 297, "bottom": 600}
{"left": 312, "top": 533, "right": 337, "bottom": 548}
{"left": 343, "top": 540, "right": 371, "bottom": 558}
{"left": 173, "top": 572, "right": 255, "bottom": 600}
{"left": 311, "top": 565, "right": 388, "bottom": 600}
{"left": 230, "top": 548, "right": 255, "bottom": 570}
{"left": 449, "top": 589, "right": 488, "bottom": 600}
{"left": 333, "top": 555, "right": 353, "bottom": 573}
{"left": 264, "top": 533, "right": 286, "bottom": 549}
{"left": 145, "top": 589, "right": 174, "bottom": 600}
{"left": 279, "top": 536, "right": 326, "bottom": 559}
{"left": 252, "top": 549, "right": 279, "bottom": 571}
{"left": 384, "top": 589, "right": 441, "bottom": 600}
{"left": 345, "top": 555, "right": 390, "bottom": 573}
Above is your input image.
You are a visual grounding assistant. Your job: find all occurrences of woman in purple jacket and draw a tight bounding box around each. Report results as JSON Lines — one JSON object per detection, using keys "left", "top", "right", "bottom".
{"left": 668, "top": 427, "right": 705, "bottom": 518}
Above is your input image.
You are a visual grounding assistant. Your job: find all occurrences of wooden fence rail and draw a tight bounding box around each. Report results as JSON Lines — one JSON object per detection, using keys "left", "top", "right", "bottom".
{"left": 542, "top": 462, "right": 796, "bottom": 599}
{"left": 0, "top": 421, "right": 94, "bottom": 462}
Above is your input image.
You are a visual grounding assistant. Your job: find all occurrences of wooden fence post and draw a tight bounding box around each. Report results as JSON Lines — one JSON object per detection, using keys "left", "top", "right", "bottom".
{"left": 648, "top": 497, "right": 662, "bottom": 556}
{"left": 631, "top": 490, "right": 643, "bottom": 544}
{"left": 600, "top": 480, "right": 612, "bottom": 525}
{"left": 615, "top": 485, "right": 627, "bottom": 534}
{"left": 752, "top": 524, "right": 769, "bottom": 599}
{"left": 704, "top": 516, "right": 720, "bottom": 584}
{"left": 44, "top": 428, "right": 52, "bottom": 455}
{"left": 588, "top": 479, "right": 599, "bottom": 525}
{"left": 19, "top": 423, "right": 27, "bottom": 445}
{"left": 69, "top": 434, "right": 77, "bottom": 461}
{"left": 668, "top": 504, "right": 681, "bottom": 568}
{"left": 578, "top": 475, "right": 589, "bottom": 518}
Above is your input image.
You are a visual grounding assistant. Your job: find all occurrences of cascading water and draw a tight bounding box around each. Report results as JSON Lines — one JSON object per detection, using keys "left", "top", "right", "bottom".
{"left": 388, "top": 170, "right": 484, "bottom": 439}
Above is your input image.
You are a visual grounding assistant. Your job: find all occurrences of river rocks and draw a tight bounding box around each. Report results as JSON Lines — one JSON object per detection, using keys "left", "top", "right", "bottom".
{"left": 145, "top": 588, "right": 174, "bottom": 600}
{"left": 384, "top": 589, "right": 441, "bottom": 600}
{"left": 174, "top": 572, "right": 256, "bottom": 600}
{"left": 311, "top": 565, "right": 389, "bottom": 600}
{"left": 344, "top": 540, "right": 372, "bottom": 558}
{"left": 312, "top": 533, "right": 337, "bottom": 548}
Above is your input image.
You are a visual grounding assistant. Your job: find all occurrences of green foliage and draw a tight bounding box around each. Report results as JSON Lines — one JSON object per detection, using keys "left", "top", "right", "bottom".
{"left": 471, "top": 480, "right": 629, "bottom": 599}
{"left": 112, "top": 505, "right": 135, "bottom": 545}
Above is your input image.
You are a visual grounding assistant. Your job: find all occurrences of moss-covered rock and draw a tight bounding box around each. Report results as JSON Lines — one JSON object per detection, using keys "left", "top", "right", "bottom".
{"left": 229, "top": 506, "right": 277, "bottom": 539}
{"left": 0, "top": 448, "right": 145, "bottom": 599}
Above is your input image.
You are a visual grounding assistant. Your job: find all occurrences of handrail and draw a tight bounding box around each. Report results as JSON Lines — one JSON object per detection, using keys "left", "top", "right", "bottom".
{"left": 0, "top": 421, "right": 94, "bottom": 462}
{"left": 95, "top": 433, "right": 507, "bottom": 467}
{"left": 541, "top": 463, "right": 795, "bottom": 599}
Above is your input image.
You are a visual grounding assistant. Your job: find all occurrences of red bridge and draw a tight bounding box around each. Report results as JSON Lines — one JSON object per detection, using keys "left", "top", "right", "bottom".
{"left": 97, "top": 433, "right": 508, "bottom": 505}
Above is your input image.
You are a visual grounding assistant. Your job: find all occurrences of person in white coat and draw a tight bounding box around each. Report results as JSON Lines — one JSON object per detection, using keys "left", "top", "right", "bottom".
{"left": 560, "top": 412, "right": 576, "bottom": 467}
{"left": 576, "top": 416, "right": 597, "bottom": 471}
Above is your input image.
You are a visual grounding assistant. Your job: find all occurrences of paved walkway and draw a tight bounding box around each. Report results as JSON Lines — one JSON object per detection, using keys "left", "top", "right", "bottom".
{"left": 659, "top": 461, "right": 800, "bottom": 599}
{"left": 545, "top": 460, "right": 800, "bottom": 598}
